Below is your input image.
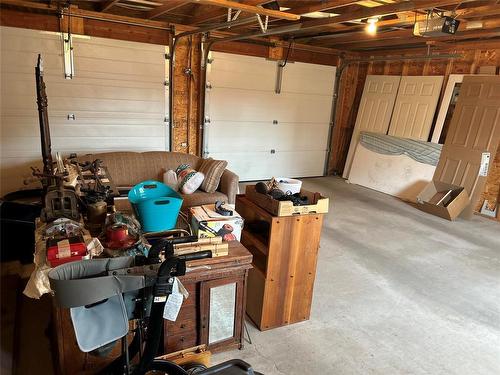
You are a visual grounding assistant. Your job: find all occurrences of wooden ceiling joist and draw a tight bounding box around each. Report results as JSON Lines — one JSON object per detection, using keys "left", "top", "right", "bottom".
{"left": 191, "top": 0, "right": 300, "bottom": 20}
{"left": 190, "top": 0, "right": 266, "bottom": 25}
{"left": 284, "top": 0, "right": 359, "bottom": 15}
{"left": 100, "top": 0, "right": 120, "bottom": 12}
{"left": 147, "top": 1, "right": 187, "bottom": 20}
{"left": 0, "top": 0, "right": 498, "bottom": 56}
{"left": 336, "top": 27, "right": 500, "bottom": 50}
{"left": 297, "top": 0, "right": 477, "bottom": 30}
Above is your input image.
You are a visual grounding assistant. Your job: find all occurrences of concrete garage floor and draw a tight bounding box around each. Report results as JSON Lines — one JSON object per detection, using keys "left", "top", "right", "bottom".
{"left": 213, "top": 176, "right": 500, "bottom": 375}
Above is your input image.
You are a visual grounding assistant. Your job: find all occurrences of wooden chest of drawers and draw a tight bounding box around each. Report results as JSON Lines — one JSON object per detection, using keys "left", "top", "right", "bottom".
{"left": 52, "top": 242, "right": 252, "bottom": 374}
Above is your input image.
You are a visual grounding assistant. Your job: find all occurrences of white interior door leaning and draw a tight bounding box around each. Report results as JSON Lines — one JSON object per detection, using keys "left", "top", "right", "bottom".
{"left": 343, "top": 75, "right": 401, "bottom": 179}
{"left": 387, "top": 75, "right": 444, "bottom": 140}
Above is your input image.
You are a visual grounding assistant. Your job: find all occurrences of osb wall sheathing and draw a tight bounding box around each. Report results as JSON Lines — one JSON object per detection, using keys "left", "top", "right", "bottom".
{"left": 172, "top": 36, "right": 202, "bottom": 155}
{"left": 476, "top": 146, "right": 500, "bottom": 221}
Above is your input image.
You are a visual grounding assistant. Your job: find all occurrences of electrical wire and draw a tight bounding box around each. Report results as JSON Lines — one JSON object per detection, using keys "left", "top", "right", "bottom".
{"left": 280, "top": 39, "right": 294, "bottom": 68}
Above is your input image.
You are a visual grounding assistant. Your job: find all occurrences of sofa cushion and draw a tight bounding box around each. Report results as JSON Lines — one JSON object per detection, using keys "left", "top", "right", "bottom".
{"left": 198, "top": 158, "right": 228, "bottom": 193}
{"left": 181, "top": 190, "right": 228, "bottom": 209}
{"left": 79, "top": 151, "right": 200, "bottom": 187}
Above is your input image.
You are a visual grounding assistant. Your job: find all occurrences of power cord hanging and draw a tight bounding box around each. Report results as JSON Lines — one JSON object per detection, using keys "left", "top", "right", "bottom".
{"left": 280, "top": 39, "right": 294, "bottom": 68}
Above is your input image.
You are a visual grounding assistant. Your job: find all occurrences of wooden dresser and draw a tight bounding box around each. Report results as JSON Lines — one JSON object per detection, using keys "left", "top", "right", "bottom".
{"left": 52, "top": 241, "right": 252, "bottom": 375}
{"left": 235, "top": 195, "right": 324, "bottom": 331}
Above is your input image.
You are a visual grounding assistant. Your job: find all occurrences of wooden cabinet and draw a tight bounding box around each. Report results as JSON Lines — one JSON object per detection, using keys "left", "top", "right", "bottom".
{"left": 52, "top": 242, "right": 252, "bottom": 375}
{"left": 236, "top": 195, "right": 323, "bottom": 330}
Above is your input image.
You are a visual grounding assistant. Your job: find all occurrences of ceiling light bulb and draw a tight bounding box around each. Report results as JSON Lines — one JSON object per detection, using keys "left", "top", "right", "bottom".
{"left": 366, "top": 17, "right": 378, "bottom": 35}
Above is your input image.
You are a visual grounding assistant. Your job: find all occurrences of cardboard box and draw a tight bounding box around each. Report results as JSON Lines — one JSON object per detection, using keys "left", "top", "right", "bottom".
{"left": 245, "top": 185, "right": 329, "bottom": 216}
{"left": 190, "top": 204, "right": 244, "bottom": 242}
{"left": 416, "top": 181, "right": 469, "bottom": 220}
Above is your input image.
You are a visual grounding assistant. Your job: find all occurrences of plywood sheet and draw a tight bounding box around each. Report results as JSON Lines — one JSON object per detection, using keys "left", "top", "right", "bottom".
{"left": 349, "top": 144, "right": 436, "bottom": 202}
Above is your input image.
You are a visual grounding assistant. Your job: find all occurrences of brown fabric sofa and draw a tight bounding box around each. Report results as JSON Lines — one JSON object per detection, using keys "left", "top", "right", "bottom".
{"left": 80, "top": 151, "right": 239, "bottom": 207}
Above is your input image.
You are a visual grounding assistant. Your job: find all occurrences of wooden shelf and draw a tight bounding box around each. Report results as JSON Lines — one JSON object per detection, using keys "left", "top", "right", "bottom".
{"left": 242, "top": 243, "right": 267, "bottom": 276}
{"left": 241, "top": 229, "right": 268, "bottom": 256}
{"left": 236, "top": 195, "right": 324, "bottom": 331}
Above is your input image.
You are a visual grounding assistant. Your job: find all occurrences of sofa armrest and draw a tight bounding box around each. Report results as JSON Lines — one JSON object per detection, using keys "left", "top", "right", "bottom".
{"left": 218, "top": 169, "right": 239, "bottom": 204}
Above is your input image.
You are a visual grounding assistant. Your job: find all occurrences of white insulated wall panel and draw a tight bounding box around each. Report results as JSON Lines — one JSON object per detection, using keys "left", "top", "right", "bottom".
{"left": 205, "top": 52, "right": 335, "bottom": 181}
{"left": 0, "top": 26, "right": 168, "bottom": 195}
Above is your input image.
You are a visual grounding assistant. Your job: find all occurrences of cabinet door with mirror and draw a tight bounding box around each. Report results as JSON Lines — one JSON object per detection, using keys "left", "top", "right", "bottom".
{"left": 200, "top": 277, "right": 246, "bottom": 352}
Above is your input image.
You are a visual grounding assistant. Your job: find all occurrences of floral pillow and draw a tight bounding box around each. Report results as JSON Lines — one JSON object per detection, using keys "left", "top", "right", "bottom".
{"left": 176, "top": 164, "right": 204, "bottom": 194}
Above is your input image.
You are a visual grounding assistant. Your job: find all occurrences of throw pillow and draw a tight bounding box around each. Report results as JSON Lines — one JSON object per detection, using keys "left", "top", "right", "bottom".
{"left": 198, "top": 158, "right": 228, "bottom": 193}
{"left": 163, "top": 169, "right": 179, "bottom": 191}
{"left": 176, "top": 164, "right": 204, "bottom": 195}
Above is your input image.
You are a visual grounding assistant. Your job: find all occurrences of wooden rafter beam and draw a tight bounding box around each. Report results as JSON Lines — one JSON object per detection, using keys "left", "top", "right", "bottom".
{"left": 335, "top": 27, "right": 500, "bottom": 50}
{"left": 212, "top": 0, "right": 476, "bottom": 44}
{"left": 355, "top": 38, "right": 500, "bottom": 56}
{"left": 99, "top": 0, "right": 120, "bottom": 12}
{"left": 297, "top": 0, "right": 477, "bottom": 30}
{"left": 304, "top": 6, "right": 500, "bottom": 46}
{"left": 147, "top": 0, "right": 186, "bottom": 19}
{"left": 285, "top": 0, "right": 359, "bottom": 15}
{"left": 190, "top": 0, "right": 300, "bottom": 20}
{"left": 191, "top": 0, "right": 266, "bottom": 24}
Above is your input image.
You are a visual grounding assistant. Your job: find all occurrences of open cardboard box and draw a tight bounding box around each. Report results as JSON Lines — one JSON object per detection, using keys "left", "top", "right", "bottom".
{"left": 416, "top": 181, "right": 469, "bottom": 221}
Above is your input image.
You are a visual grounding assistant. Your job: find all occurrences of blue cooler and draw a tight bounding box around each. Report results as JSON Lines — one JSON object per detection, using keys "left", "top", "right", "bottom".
{"left": 128, "top": 180, "right": 183, "bottom": 232}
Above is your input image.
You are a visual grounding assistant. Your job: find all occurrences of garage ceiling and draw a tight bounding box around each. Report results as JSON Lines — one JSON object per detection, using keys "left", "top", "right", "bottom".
{"left": 2, "top": 0, "right": 500, "bottom": 54}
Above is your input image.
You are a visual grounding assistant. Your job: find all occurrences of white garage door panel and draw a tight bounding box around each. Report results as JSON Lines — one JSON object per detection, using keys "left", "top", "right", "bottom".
{"left": 2, "top": 123, "right": 164, "bottom": 138}
{"left": 0, "top": 26, "right": 167, "bottom": 195}
{"left": 388, "top": 75, "right": 444, "bottom": 140}
{"left": 274, "top": 150, "right": 326, "bottom": 177}
{"left": 206, "top": 52, "right": 335, "bottom": 180}
{"left": 76, "top": 39, "right": 162, "bottom": 64}
{"left": 209, "top": 52, "right": 275, "bottom": 91}
{"left": 281, "top": 62, "right": 335, "bottom": 95}
{"left": 209, "top": 89, "right": 332, "bottom": 123}
{"left": 206, "top": 121, "right": 329, "bottom": 153}
{"left": 1, "top": 78, "right": 162, "bottom": 102}
{"left": 210, "top": 150, "right": 326, "bottom": 181}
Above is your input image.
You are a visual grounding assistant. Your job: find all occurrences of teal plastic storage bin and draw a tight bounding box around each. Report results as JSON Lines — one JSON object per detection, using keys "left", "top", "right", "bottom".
{"left": 128, "top": 180, "right": 183, "bottom": 232}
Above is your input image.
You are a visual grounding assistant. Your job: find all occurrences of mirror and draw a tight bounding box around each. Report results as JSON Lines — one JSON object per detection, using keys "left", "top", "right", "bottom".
{"left": 208, "top": 282, "right": 236, "bottom": 344}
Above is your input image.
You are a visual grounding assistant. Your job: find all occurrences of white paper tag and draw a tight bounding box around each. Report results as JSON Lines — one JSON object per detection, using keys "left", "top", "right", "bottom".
{"left": 479, "top": 152, "right": 490, "bottom": 177}
{"left": 57, "top": 239, "right": 71, "bottom": 258}
{"left": 163, "top": 278, "right": 189, "bottom": 322}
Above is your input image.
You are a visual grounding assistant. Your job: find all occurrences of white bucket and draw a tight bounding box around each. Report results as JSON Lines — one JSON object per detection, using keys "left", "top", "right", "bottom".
{"left": 275, "top": 177, "right": 302, "bottom": 195}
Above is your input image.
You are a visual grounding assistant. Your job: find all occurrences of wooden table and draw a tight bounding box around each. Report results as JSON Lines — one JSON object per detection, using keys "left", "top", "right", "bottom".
{"left": 52, "top": 241, "right": 252, "bottom": 375}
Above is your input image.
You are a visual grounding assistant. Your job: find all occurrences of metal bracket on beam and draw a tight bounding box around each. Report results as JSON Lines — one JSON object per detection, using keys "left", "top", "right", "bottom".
{"left": 256, "top": 14, "right": 269, "bottom": 33}
{"left": 227, "top": 8, "right": 241, "bottom": 22}
{"left": 275, "top": 61, "right": 284, "bottom": 94}
{"left": 61, "top": 32, "right": 74, "bottom": 79}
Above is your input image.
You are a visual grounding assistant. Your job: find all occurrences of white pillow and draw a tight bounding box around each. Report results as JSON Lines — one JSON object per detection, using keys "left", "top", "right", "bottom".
{"left": 163, "top": 169, "right": 179, "bottom": 191}
{"left": 176, "top": 164, "right": 205, "bottom": 195}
